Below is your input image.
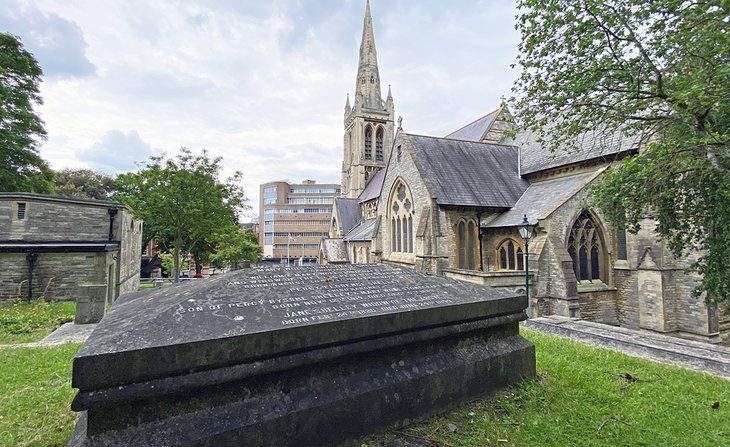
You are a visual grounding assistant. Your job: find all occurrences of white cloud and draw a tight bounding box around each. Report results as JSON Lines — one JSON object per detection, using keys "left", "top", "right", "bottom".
{"left": 10, "top": 0, "right": 520, "bottom": 214}
{"left": 77, "top": 130, "right": 158, "bottom": 174}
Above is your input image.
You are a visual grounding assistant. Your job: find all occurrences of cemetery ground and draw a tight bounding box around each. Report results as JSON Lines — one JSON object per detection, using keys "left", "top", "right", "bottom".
{"left": 0, "top": 328, "right": 727, "bottom": 447}
{"left": 0, "top": 301, "right": 75, "bottom": 345}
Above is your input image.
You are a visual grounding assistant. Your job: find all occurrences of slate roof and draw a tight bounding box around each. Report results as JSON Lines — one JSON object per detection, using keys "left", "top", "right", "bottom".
{"left": 320, "top": 238, "right": 349, "bottom": 263}
{"left": 407, "top": 134, "right": 529, "bottom": 208}
{"left": 359, "top": 168, "right": 386, "bottom": 203}
{"left": 343, "top": 218, "right": 376, "bottom": 242}
{"left": 334, "top": 198, "right": 361, "bottom": 235}
{"left": 518, "top": 128, "right": 641, "bottom": 175}
{"left": 444, "top": 108, "right": 499, "bottom": 142}
{"left": 487, "top": 170, "right": 603, "bottom": 228}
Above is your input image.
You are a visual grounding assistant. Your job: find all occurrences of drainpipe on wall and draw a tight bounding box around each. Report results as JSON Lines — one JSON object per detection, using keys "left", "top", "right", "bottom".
{"left": 108, "top": 208, "right": 119, "bottom": 241}
{"left": 26, "top": 252, "right": 38, "bottom": 302}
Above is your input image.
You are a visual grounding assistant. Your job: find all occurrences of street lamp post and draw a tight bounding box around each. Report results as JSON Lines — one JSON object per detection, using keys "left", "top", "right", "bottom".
{"left": 287, "top": 233, "right": 292, "bottom": 266}
{"left": 517, "top": 214, "right": 535, "bottom": 305}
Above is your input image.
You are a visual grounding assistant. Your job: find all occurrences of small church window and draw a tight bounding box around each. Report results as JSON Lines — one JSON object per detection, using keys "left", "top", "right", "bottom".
{"left": 616, "top": 229, "right": 628, "bottom": 260}
{"left": 496, "top": 239, "right": 524, "bottom": 271}
{"left": 389, "top": 179, "right": 415, "bottom": 256}
{"left": 364, "top": 125, "right": 372, "bottom": 159}
{"left": 376, "top": 126, "right": 384, "bottom": 160}
{"left": 370, "top": 75, "right": 374, "bottom": 84}
{"left": 455, "top": 218, "right": 479, "bottom": 270}
{"left": 568, "top": 210, "right": 606, "bottom": 282}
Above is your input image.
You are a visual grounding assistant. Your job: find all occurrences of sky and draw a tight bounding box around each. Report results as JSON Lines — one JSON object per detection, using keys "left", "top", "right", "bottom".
{"left": 2, "top": 0, "right": 520, "bottom": 219}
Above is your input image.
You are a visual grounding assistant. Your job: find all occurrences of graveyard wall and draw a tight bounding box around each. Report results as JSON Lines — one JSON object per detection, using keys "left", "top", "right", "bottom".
{"left": 0, "top": 193, "right": 142, "bottom": 303}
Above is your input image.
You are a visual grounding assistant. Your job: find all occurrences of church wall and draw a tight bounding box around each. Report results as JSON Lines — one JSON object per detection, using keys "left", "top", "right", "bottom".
{"left": 377, "top": 134, "right": 436, "bottom": 272}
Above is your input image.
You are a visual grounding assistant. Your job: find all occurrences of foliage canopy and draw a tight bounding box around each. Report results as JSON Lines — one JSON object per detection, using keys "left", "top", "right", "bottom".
{"left": 54, "top": 168, "right": 116, "bottom": 200}
{"left": 115, "top": 148, "right": 250, "bottom": 280}
{"left": 512, "top": 0, "right": 730, "bottom": 303}
{"left": 0, "top": 33, "right": 54, "bottom": 193}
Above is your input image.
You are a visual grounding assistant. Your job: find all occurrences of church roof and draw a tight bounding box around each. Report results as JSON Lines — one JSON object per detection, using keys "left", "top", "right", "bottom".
{"left": 320, "top": 238, "right": 349, "bottom": 263}
{"left": 486, "top": 170, "right": 604, "bottom": 228}
{"left": 518, "top": 128, "right": 642, "bottom": 175}
{"left": 344, "top": 218, "right": 376, "bottom": 242}
{"left": 444, "top": 108, "right": 500, "bottom": 142}
{"left": 406, "top": 134, "right": 529, "bottom": 208}
{"left": 359, "top": 168, "right": 386, "bottom": 203}
{"left": 334, "top": 198, "right": 361, "bottom": 235}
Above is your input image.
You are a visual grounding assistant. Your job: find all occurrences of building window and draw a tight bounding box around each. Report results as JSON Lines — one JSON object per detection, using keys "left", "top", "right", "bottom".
{"left": 389, "top": 180, "right": 414, "bottom": 256}
{"left": 616, "top": 229, "right": 628, "bottom": 260}
{"left": 364, "top": 125, "right": 372, "bottom": 159}
{"left": 568, "top": 210, "right": 606, "bottom": 282}
{"left": 496, "top": 239, "right": 524, "bottom": 271}
{"left": 376, "top": 126, "right": 384, "bottom": 161}
{"left": 16, "top": 202, "right": 26, "bottom": 220}
{"left": 454, "top": 219, "right": 478, "bottom": 270}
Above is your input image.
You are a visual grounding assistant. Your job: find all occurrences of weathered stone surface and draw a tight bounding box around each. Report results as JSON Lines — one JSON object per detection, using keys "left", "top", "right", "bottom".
{"left": 70, "top": 264, "right": 535, "bottom": 447}
{"left": 74, "top": 284, "right": 107, "bottom": 324}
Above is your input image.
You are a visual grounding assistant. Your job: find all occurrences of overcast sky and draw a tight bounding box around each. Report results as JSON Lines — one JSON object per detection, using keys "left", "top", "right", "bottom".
{"left": 2, "top": 0, "right": 520, "bottom": 218}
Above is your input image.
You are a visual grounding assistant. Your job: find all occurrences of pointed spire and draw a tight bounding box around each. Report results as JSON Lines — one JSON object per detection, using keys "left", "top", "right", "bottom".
{"left": 355, "top": 0, "right": 382, "bottom": 110}
{"left": 387, "top": 84, "right": 392, "bottom": 100}
{"left": 345, "top": 93, "right": 351, "bottom": 112}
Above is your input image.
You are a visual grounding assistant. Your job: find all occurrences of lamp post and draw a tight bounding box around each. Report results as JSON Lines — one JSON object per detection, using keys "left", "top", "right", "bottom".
{"left": 517, "top": 214, "right": 535, "bottom": 304}
{"left": 287, "top": 233, "right": 293, "bottom": 266}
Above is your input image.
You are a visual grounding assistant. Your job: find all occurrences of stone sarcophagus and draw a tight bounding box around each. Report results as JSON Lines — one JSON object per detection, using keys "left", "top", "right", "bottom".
{"left": 69, "top": 264, "right": 535, "bottom": 446}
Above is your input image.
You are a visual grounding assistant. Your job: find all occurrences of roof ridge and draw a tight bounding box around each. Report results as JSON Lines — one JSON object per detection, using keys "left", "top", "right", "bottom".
{"left": 407, "top": 132, "right": 517, "bottom": 148}
{"left": 444, "top": 107, "right": 500, "bottom": 138}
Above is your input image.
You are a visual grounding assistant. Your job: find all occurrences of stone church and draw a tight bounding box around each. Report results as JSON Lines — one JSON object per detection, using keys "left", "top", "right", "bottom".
{"left": 320, "top": 1, "right": 728, "bottom": 344}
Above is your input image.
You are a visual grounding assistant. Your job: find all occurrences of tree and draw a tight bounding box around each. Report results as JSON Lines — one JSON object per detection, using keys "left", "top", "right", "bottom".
{"left": 54, "top": 168, "right": 116, "bottom": 200}
{"left": 0, "top": 33, "right": 54, "bottom": 193}
{"left": 211, "top": 228, "right": 262, "bottom": 270}
{"left": 115, "top": 148, "right": 248, "bottom": 280}
{"left": 512, "top": 0, "right": 730, "bottom": 304}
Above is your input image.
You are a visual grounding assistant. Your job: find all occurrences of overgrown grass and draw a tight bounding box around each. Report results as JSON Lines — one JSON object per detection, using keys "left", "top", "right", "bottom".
{"left": 0, "top": 301, "right": 76, "bottom": 344}
{"left": 0, "top": 343, "right": 80, "bottom": 447}
{"left": 364, "top": 330, "right": 730, "bottom": 446}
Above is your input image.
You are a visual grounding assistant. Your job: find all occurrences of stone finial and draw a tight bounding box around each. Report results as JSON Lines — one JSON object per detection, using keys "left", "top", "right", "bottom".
{"left": 397, "top": 116, "right": 403, "bottom": 130}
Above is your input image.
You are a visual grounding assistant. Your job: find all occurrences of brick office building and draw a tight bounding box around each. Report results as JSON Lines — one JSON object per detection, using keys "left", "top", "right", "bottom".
{"left": 259, "top": 180, "right": 339, "bottom": 263}
{"left": 0, "top": 193, "right": 142, "bottom": 306}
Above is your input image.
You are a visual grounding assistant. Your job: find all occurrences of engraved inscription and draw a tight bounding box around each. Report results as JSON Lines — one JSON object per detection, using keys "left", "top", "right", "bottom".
{"left": 173, "top": 265, "right": 459, "bottom": 329}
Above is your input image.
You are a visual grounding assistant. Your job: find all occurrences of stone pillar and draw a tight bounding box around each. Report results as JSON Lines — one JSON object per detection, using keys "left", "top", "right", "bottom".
{"left": 637, "top": 248, "right": 669, "bottom": 332}
{"left": 76, "top": 284, "right": 108, "bottom": 324}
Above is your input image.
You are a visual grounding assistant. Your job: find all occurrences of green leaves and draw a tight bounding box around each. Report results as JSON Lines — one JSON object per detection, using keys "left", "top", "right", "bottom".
{"left": 114, "top": 148, "right": 252, "bottom": 280}
{"left": 0, "top": 33, "right": 54, "bottom": 194}
{"left": 513, "top": 0, "right": 730, "bottom": 303}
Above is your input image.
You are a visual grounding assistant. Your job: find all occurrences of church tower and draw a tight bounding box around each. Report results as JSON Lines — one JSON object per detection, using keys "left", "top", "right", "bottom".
{"left": 341, "top": 0, "right": 395, "bottom": 198}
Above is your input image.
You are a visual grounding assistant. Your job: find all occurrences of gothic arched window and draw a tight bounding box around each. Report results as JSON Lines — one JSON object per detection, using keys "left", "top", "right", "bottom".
{"left": 375, "top": 126, "right": 384, "bottom": 161}
{"left": 364, "top": 125, "right": 372, "bottom": 160}
{"left": 568, "top": 210, "right": 606, "bottom": 282}
{"left": 389, "top": 180, "right": 414, "bottom": 257}
{"left": 454, "top": 218, "right": 478, "bottom": 270}
{"left": 496, "top": 239, "right": 524, "bottom": 271}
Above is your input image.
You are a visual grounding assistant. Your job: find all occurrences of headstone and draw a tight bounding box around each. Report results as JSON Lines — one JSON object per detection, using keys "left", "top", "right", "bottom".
{"left": 74, "top": 284, "right": 107, "bottom": 324}
{"left": 69, "top": 264, "right": 535, "bottom": 446}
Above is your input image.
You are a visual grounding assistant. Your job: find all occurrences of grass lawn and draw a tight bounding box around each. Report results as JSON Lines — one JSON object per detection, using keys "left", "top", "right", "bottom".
{"left": 365, "top": 329, "right": 730, "bottom": 446}
{"left": 0, "top": 302, "right": 76, "bottom": 344}
{"left": 1, "top": 331, "right": 728, "bottom": 447}
{"left": 0, "top": 343, "right": 80, "bottom": 447}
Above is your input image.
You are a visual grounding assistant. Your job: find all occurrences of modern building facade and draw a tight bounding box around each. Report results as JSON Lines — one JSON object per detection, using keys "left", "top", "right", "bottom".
{"left": 259, "top": 180, "right": 339, "bottom": 262}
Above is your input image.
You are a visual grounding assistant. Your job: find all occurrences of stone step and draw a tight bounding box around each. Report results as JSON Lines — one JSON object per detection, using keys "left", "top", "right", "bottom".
{"left": 523, "top": 316, "right": 730, "bottom": 380}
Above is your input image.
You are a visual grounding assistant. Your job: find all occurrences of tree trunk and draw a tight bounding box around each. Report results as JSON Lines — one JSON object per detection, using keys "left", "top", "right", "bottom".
{"left": 194, "top": 254, "right": 203, "bottom": 275}
{"left": 173, "top": 237, "right": 181, "bottom": 282}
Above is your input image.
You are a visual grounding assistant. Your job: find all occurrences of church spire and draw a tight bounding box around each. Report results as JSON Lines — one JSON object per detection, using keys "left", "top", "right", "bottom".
{"left": 355, "top": 0, "right": 383, "bottom": 110}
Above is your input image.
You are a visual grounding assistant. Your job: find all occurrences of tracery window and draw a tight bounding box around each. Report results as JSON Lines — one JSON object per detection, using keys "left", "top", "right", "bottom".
{"left": 568, "top": 210, "right": 605, "bottom": 282}
{"left": 364, "top": 125, "right": 372, "bottom": 159}
{"left": 454, "top": 219, "right": 478, "bottom": 270}
{"left": 389, "top": 180, "right": 414, "bottom": 256}
{"left": 376, "top": 126, "right": 384, "bottom": 161}
{"left": 496, "top": 239, "right": 524, "bottom": 271}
